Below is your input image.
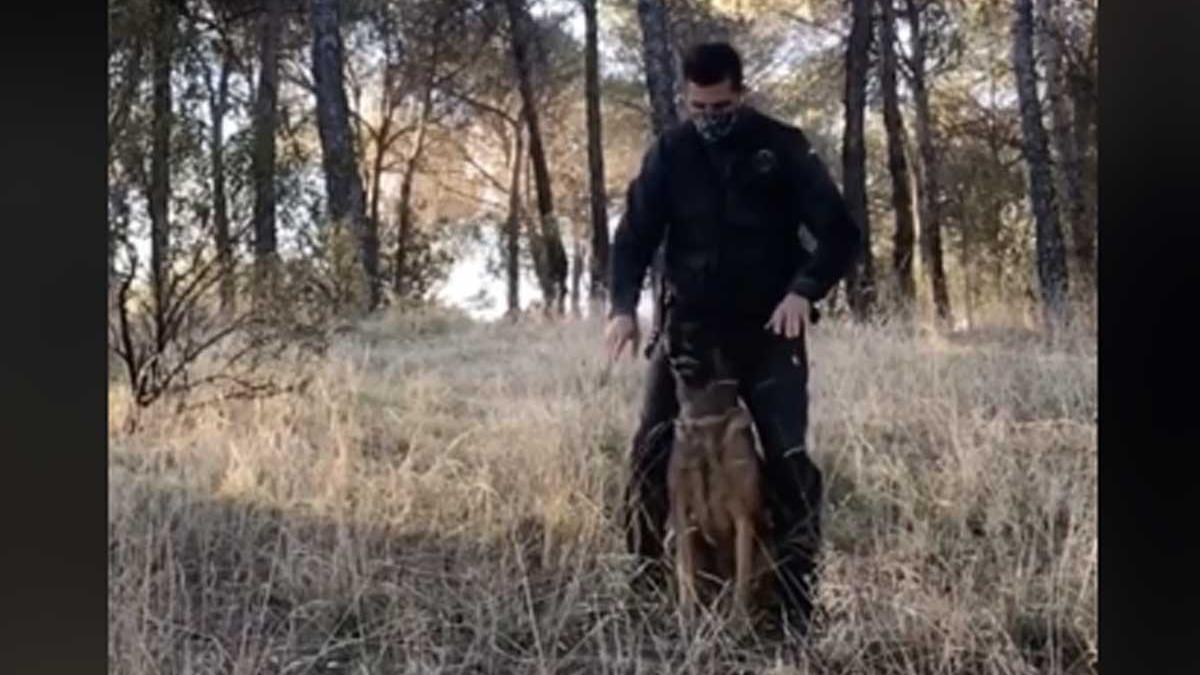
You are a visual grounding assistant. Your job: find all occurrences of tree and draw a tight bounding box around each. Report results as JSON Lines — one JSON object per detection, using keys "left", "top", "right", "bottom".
{"left": 633, "top": 0, "right": 680, "bottom": 338}
{"left": 842, "top": 0, "right": 875, "bottom": 320}
{"left": 393, "top": 9, "right": 444, "bottom": 299}
{"left": 582, "top": 0, "right": 610, "bottom": 307}
{"left": 1011, "top": 0, "right": 1069, "bottom": 329}
{"left": 1037, "top": 0, "right": 1090, "bottom": 292}
{"left": 877, "top": 0, "right": 916, "bottom": 310}
{"left": 1063, "top": 1, "right": 1096, "bottom": 290}
{"left": 506, "top": 116, "right": 526, "bottom": 316}
{"left": 903, "top": 0, "right": 952, "bottom": 322}
{"left": 149, "top": 0, "right": 177, "bottom": 330}
{"left": 205, "top": 32, "right": 236, "bottom": 311}
{"left": 310, "top": 0, "right": 378, "bottom": 311}
{"left": 635, "top": 0, "right": 680, "bottom": 135}
{"left": 362, "top": 2, "right": 405, "bottom": 289}
{"left": 252, "top": 0, "right": 283, "bottom": 299}
{"left": 569, "top": 212, "right": 585, "bottom": 316}
{"left": 107, "top": 20, "right": 146, "bottom": 293}
{"left": 503, "top": 0, "right": 570, "bottom": 315}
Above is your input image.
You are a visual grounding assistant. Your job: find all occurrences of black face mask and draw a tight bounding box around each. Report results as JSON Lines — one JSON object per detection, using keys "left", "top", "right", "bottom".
{"left": 694, "top": 106, "right": 741, "bottom": 143}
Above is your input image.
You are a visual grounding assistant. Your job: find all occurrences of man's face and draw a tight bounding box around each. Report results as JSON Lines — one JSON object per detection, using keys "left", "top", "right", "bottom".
{"left": 685, "top": 79, "right": 744, "bottom": 142}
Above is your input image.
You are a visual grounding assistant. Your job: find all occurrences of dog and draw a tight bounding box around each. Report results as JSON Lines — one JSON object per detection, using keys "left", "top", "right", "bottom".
{"left": 666, "top": 370, "right": 773, "bottom": 624}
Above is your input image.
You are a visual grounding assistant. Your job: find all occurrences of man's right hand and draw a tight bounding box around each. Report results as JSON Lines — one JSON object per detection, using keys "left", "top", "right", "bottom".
{"left": 605, "top": 313, "right": 640, "bottom": 361}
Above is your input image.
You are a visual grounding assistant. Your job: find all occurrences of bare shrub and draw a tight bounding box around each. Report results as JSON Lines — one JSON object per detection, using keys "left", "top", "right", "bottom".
{"left": 108, "top": 225, "right": 325, "bottom": 424}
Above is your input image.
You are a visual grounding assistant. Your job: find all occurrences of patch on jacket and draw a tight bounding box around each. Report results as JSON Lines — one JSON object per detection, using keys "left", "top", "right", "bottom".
{"left": 798, "top": 225, "right": 819, "bottom": 253}
{"left": 751, "top": 148, "right": 777, "bottom": 175}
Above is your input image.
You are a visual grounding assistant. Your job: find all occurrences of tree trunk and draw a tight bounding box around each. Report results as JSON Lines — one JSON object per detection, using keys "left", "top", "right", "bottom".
{"left": 842, "top": 0, "right": 874, "bottom": 320}
{"left": 983, "top": 50, "right": 1008, "bottom": 305}
{"left": 570, "top": 218, "right": 584, "bottom": 318}
{"left": 393, "top": 24, "right": 441, "bottom": 301}
{"left": 957, "top": 183, "right": 974, "bottom": 330}
{"left": 108, "top": 37, "right": 145, "bottom": 288}
{"left": 149, "top": 0, "right": 175, "bottom": 331}
{"left": 583, "top": 0, "right": 610, "bottom": 307}
{"left": 211, "top": 47, "right": 234, "bottom": 312}
{"left": 311, "top": 0, "right": 378, "bottom": 311}
{"left": 524, "top": 152, "right": 554, "bottom": 306}
{"left": 506, "top": 122, "right": 525, "bottom": 317}
{"left": 1012, "top": 0, "right": 1070, "bottom": 330}
{"left": 635, "top": 0, "right": 679, "bottom": 136}
{"left": 369, "top": 116, "right": 390, "bottom": 260}
{"left": 109, "top": 184, "right": 131, "bottom": 313}
{"left": 252, "top": 0, "right": 281, "bottom": 301}
{"left": 636, "top": 0, "right": 679, "bottom": 336}
{"left": 904, "top": 0, "right": 950, "bottom": 323}
{"left": 503, "top": 0, "right": 569, "bottom": 315}
{"left": 350, "top": 79, "right": 369, "bottom": 193}
{"left": 1067, "top": 13, "right": 1097, "bottom": 292}
{"left": 367, "top": 13, "right": 398, "bottom": 241}
{"left": 1069, "top": 71, "right": 1096, "bottom": 289}
{"left": 393, "top": 112, "right": 429, "bottom": 300}
{"left": 393, "top": 163, "right": 415, "bottom": 299}
{"left": 393, "top": 107, "right": 430, "bottom": 299}
{"left": 878, "top": 0, "right": 916, "bottom": 312}
{"left": 107, "top": 40, "right": 145, "bottom": 169}
{"left": 1038, "top": 0, "right": 1091, "bottom": 293}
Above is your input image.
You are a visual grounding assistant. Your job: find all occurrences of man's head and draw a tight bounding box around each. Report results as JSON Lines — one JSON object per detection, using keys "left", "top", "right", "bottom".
{"left": 682, "top": 42, "right": 746, "bottom": 142}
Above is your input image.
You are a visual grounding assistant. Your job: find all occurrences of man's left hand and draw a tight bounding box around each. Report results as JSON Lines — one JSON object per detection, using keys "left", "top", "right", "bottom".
{"left": 765, "top": 292, "right": 812, "bottom": 339}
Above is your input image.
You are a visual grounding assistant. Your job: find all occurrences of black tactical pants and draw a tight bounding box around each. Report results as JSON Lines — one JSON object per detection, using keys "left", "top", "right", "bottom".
{"left": 622, "top": 312, "right": 823, "bottom": 628}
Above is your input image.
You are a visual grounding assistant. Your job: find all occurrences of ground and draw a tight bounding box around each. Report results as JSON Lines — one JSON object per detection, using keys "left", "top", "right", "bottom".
{"left": 108, "top": 306, "right": 1096, "bottom": 674}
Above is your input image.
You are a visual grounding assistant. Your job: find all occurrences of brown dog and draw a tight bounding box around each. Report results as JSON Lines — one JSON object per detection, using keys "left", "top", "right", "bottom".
{"left": 667, "top": 374, "right": 772, "bottom": 623}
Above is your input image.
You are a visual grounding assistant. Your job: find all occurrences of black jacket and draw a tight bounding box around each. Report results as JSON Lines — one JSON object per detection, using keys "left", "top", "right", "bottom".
{"left": 609, "top": 107, "right": 862, "bottom": 324}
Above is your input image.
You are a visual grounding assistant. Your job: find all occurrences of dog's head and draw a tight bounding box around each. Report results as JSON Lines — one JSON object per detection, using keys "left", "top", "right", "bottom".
{"left": 671, "top": 344, "right": 755, "bottom": 454}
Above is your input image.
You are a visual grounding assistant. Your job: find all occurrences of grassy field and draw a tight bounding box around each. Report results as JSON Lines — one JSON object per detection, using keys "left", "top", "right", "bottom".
{"left": 108, "top": 306, "right": 1096, "bottom": 674}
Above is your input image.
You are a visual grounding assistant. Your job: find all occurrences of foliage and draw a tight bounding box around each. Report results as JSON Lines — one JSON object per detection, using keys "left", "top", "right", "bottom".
{"left": 106, "top": 0, "right": 1097, "bottom": 375}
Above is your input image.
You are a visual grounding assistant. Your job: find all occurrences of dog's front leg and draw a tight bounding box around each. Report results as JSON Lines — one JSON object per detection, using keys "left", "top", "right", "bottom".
{"left": 674, "top": 511, "right": 698, "bottom": 623}
{"left": 733, "top": 515, "right": 755, "bottom": 622}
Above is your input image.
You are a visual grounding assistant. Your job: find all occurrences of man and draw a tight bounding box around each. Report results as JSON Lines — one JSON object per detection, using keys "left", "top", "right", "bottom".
{"left": 604, "top": 42, "right": 862, "bottom": 632}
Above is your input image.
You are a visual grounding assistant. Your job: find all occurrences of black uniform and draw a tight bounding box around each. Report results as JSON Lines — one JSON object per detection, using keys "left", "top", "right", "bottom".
{"left": 609, "top": 106, "right": 862, "bottom": 628}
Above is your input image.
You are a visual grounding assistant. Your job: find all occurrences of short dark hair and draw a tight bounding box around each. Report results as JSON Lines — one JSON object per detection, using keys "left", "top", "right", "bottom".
{"left": 682, "top": 42, "right": 744, "bottom": 91}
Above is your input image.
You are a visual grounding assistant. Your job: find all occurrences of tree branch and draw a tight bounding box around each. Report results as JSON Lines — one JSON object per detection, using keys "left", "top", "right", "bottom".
{"left": 441, "top": 87, "right": 518, "bottom": 124}
{"left": 777, "top": 10, "right": 846, "bottom": 40}
{"left": 434, "top": 179, "right": 507, "bottom": 211}
{"left": 448, "top": 136, "right": 510, "bottom": 194}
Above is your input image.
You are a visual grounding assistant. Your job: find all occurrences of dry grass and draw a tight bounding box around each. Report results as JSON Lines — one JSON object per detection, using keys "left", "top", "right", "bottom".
{"left": 109, "top": 305, "right": 1096, "bottom": 674}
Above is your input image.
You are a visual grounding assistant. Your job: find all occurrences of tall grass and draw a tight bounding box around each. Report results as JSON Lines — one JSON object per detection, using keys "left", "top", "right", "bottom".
{"left": 109, "top": 306, "right": 1096, "bottom": 674}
